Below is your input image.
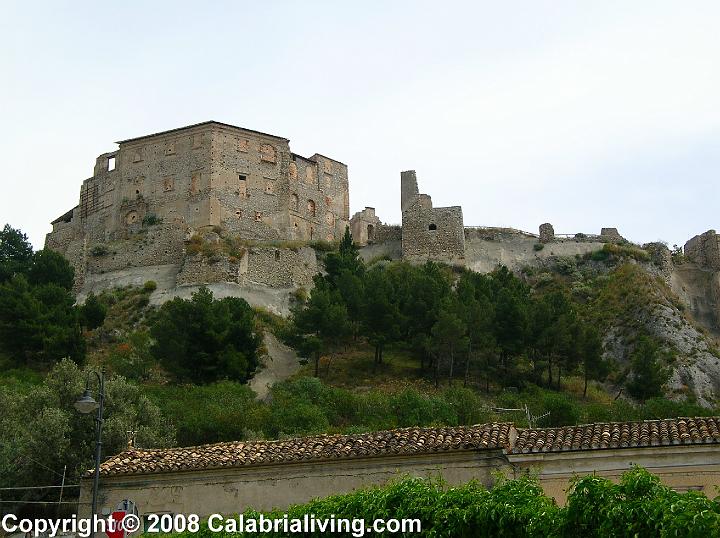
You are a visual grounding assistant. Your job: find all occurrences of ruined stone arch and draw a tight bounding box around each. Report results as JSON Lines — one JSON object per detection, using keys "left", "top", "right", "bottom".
{"left": 125, "top": 210, "right": 139, "bottom": 225}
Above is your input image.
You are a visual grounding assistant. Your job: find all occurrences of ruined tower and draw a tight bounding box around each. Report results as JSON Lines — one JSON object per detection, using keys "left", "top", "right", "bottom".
{"left": 400, "top": 170, "right": 465, "bottom": 262}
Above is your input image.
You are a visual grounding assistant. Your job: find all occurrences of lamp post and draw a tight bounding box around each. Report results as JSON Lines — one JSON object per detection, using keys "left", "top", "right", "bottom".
{"left": 74, "top": 369, "right": 105, "bottom": 533}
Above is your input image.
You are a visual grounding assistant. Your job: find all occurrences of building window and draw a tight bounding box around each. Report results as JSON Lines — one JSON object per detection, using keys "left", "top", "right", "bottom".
{"left": 238, "top": 175, "right": 247, "bottom": 197}
{"left": 163, "top": 177, "right": 174, "bottom": 192}
{"left": 428, "top": 223, "right": 437, "bottom": 231}
{"left": 190, "top": 171, "right": 202, "bottom": 194}
{"left": 291, "top": 193, "right": 299, "bottom": 211}
{"left": 307, "top": 199, "right": 316, "bottom": 217}
{"left": 108, "top": 156, "right": 116, "bottom": 171}
{"left": 260, "top": 144, "right": 276, "bottom": 163}
{"left": 254, "top": 211, "right": 262, "bottom": 222}
{"left": 165, "top": 142, "right": 175, "bottom": 155}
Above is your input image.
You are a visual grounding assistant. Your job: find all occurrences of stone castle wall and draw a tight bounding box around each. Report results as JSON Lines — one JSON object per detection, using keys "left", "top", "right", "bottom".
{"left": 400, "top": 171, "right": 465, "bottom": 262}
{"left": 685, "top": 230, "right": 720, "bottom": 270}
{"left": 44, "top": 121, "right": 347, "bottom": 292}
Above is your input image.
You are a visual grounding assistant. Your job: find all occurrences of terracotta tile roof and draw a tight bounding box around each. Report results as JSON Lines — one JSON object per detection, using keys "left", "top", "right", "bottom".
{"left": 95, "top": 424, "right": 514, "bottom": 477}
{"left": 512, "top": 417, "right": 720, "bottom": 454}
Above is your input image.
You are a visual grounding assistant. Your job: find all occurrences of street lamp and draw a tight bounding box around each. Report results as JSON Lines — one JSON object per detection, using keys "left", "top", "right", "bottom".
{"left": 75, "top": 369, "right": 105, "bottom": 534}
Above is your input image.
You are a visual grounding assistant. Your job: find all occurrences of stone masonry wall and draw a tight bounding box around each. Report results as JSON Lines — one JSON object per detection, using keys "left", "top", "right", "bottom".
{"left": 685, "top": 230, "right": 720, "bottom": 270}
{"left": 45, "top": 121, "right": 349, "bottom": 290}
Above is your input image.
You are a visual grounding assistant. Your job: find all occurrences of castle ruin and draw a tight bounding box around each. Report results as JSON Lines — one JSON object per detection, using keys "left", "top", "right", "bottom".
{"left": 44, "top": 120, "right": 646, "bottom": 310}
{"left": 45, "top": 121, "right": 349, "bottom": 294}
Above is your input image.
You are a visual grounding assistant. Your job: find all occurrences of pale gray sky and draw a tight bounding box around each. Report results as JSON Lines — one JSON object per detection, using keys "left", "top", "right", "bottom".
{"left": 1, "top": 1, "right": 718, "bottom": 248}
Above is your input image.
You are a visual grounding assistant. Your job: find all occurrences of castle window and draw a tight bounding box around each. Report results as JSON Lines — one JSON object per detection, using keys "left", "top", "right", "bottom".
{"left": 368, "top": 224, "right": 375, "bottom": 242}
{"left": 428, "top": 223, "right": 437, "bottom": 231}
{"left": 260, "top": 144, "right": 277, "bottom": 163}
{"left": 291, "top": 193, "right": 299, "bottom": 211}
{"left": 254, "top": 211, "right": 262, "bottom": 222}
{"left": 307, "top": 199, "right": 316, "bottom": 217}
{"left": 108, "top": 156, "right": 116, "bottom": 171}
{"left": 275, "top": 251, "right": 280, "bottom": 261}
{"left": 190, "top": 171, "right": 202, "bottom": 194}
{"left": 125, "top": 211, "right": 139, "bottom": 225}
{"left": 163, "top": 177, "right": 174, "bottom": 192}
{"left": 165, "top": 142, "right": 175, "bottom": 155}
{"left": 235, "top": 210, "right": 242, "bottom": 218}
{"left": 238, "top": 175, "right": 247, "bottom": 197}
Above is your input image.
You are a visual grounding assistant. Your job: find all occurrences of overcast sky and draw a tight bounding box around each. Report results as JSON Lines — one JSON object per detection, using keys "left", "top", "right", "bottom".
{"left": 1, "top": 1, "right": 719, "bottom": 249}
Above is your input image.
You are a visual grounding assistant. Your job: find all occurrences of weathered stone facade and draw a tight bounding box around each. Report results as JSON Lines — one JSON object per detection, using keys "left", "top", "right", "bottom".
{"left": 45, "top": 121, "right": 348, "bottom": 290}
{"left": 400, "top": 170, "right": 465, "bottom": 262}
{"left": 539, "top": 223, "right": 555, "bottom": 243}
{"left": 349, "top": 207, "right": 381, "bottom": 246}
{"left": 684, "top": 230, "right": 720, "bottom": 270}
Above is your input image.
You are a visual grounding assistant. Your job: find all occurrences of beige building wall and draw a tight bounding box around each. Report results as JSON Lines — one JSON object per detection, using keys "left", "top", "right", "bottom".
{"left": 79, "top": 451, "right": 506, "bottom": 518}
{"left": 80, "top": 444, "right": 720, "bottom": 518}
{"left": 509, "top": 445, "right": 720, "bottom": 504}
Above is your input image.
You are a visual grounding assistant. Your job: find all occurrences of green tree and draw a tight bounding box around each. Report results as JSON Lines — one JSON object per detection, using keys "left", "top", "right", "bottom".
{"left": 430, "top": 304, "right": 468, "bottom": 386}
{"left": 0, "top": 224, "right": 34, "bottom": 282}
{"left": 360, "top": 267, "right": 400, "bottom": 368}
{"left": 27, "top": 249, "right": 75, "bottom": 290}
{"left": 627, "top": 335, "right": 670, "bottom": 401}
{"left": 149, "top": 287, "right": 261, "bottom": 383}
{"left": 580, "top": 325, "right": 608, "bottom": 398}
{"left": 79, "top": 292, "right": 107, "bottom": 330}
{"left": 0, "top": 275, "right": 84, "bottom": 367}
{"left": 292, "top": 281, "right": 351, "bottom": 377}
{"left": 0, "top": 359, "right": 174, "bottom": 511}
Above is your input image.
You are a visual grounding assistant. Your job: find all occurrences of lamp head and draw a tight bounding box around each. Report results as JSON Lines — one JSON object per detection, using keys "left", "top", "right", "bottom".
{"left": 74, "top": 388, "right": 99, "bottom": 414}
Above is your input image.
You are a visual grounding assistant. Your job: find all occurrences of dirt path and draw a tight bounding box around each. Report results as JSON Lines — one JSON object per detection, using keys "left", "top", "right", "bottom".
{"left": 249, "top": 332, "right": 301, "bottom": 400}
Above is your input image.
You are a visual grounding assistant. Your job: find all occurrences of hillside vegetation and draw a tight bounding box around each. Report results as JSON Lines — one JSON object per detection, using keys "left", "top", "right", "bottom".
{"left": 1, "top": 223, "right": 718, "bottom": 514}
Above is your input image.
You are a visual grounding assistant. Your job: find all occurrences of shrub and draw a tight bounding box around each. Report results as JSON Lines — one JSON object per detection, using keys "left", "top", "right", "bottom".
{"left": 533, "top": 243, "right": 544, "bottom": 251}
{"left": 90, "top": 244, "right": 109, "bottom": 257}
{"left": 540, "top": 392, "right": 581, "bottom": 426}
{"left": 143, "top": 280, "right": 157, "bottom": 292}
{"left": 141, "top": 214, "right": 162, "bottom": 226}
{"left": 80, "top": 293, "right": 107, "bottom": 329}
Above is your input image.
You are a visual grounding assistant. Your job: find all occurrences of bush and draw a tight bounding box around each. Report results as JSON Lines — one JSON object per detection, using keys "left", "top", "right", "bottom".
{"left": 146, "top": 381, "right": 257, "bottom": 446}
{"left": 533, "top": 243, "right": 545, "bottom": 251}
{"left": 143, "top": 280, "right": 157, "bottom": 292}
{"left": 174, "top": 468, "right": 720, "bottom": 537}
{"left": 142, "top": 214, "right": 162, "bottom": 226}
{"left": 80, "top": 292, "right": 107, "bottom": 329}
{"left": 540, "top": 392, "right": 581, "bottom": 426}
{"left": 90, "top": 244, "right": 109, "bottom": 257}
